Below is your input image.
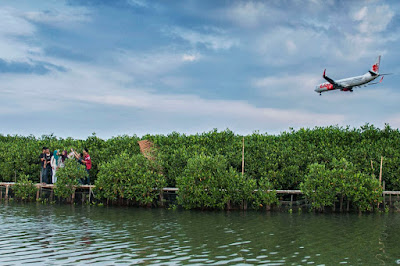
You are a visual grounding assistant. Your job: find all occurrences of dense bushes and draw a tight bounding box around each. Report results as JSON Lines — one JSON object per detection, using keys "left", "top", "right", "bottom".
{"left": 300, "top": 158, "right": 382, "bottom": 212}
{"left": 13, "top": 174, "right": 37, "bottom": 201}
{"left": 94, "top": 153, "right": 165, "bottom": 206}
{"left": 176, "top": 154, "right": 278, "bottom": 210}
{"left": 0, "top": 125, "right": 398, "bottom": 211}
{"left": 55, "top": 160, "right": 87, "bottom": 200}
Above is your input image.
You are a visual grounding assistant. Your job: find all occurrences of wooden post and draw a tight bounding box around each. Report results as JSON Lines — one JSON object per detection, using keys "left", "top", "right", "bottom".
{"left": 159, "top": 190, "right": 164, "bottom": 207}
{"left": 242, "top": 137, "right": 245, "bottom": 178}
{"left": 290, "top": 194, "right": 294, "bottom": 209}
{"left": 71, "top": 189, "right": 76, "bottom": 203}
{"left": 5, "top": 185, "right": 9, "bottom": 200}
{"left": 36, "top": 187, "right": 40, "bottom": 200}
{"left": 89, "top": 187, "right": 92, "bottom": 203}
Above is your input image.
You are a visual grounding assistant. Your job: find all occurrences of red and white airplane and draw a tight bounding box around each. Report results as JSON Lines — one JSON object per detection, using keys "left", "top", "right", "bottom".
{"left": 315, "top": 55, "right": 386, "bottom": 95}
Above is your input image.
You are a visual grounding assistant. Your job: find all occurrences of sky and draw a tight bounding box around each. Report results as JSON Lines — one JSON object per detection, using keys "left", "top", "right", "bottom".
{"left": 1, "top": 0, "right": 400, "bottom": 139}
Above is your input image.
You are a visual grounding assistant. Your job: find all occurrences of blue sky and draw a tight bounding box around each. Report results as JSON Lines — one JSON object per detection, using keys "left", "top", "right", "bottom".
{"left": 1, "top": 0, "right": 400, "bottom": 139}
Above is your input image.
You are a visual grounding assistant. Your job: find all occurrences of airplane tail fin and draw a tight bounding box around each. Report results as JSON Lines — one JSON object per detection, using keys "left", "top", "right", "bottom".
{"left": 370, "top": 55, "right": 381, "bottom": 75}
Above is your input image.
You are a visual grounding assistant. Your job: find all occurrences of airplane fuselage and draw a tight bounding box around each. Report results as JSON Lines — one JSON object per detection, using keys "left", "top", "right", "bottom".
{"left": 315, "top": 72, "right": 378, "bottom": 93}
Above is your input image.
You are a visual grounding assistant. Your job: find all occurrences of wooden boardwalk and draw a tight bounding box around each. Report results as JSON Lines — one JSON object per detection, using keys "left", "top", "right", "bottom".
{"left": 1, "top": 182, "right": 399, "bottom": 206}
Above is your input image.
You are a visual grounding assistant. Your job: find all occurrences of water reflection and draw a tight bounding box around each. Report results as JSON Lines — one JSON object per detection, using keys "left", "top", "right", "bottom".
{"left": 0, "top": 203, "right": 400, "bottom": 264}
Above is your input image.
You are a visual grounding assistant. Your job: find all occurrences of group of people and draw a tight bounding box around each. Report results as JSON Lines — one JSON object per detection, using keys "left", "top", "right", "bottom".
{"left": 39, "top": 147, "right": 92, "bottom": 185}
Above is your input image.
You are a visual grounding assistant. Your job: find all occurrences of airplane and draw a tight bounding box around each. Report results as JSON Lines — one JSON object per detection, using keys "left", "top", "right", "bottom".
{"left": 315, "top": 55, "right": 387, "bottom": 95}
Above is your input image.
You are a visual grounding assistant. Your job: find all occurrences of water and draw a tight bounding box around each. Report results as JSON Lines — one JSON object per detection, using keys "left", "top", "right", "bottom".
{"left": 1, "top": 203, "right": 400, "bottom": 265}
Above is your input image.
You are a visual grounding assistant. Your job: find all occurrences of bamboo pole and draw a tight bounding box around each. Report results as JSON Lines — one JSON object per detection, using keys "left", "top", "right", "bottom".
{"left": 378, "top": 156, "right": 383, "bottom": 209}
{"left": 379, "top": 156, "right": 383, "bottom": 184}
{"left": 242, "top": 137, "right": 245, "bottom": 178}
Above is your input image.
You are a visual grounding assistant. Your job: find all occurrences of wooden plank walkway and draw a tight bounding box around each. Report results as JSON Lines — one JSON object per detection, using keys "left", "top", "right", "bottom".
{"left": 1, "top": 182, "right": 399, "bottom": 205}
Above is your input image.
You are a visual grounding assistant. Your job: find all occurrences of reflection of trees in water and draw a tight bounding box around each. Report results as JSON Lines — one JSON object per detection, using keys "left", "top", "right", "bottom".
{"left": 3, "top": 204, "right": 400, "bottom": 264}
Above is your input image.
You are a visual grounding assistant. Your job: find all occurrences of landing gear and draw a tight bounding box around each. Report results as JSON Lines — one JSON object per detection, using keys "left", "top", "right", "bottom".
{"left": 319, "top": 93, "right": 322, "bottom": 96}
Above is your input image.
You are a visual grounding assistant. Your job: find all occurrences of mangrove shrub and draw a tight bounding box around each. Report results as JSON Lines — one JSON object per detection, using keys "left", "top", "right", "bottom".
{"left": 94, "top": 153, "right": 165, "bottom": 206}
{"left": 54, "top": 160, "right": 86, "bottom": 200}
{"left": 13, "top": 174, "right": 37, "bottom": 201}
{"left": 300, "top": 158, "right": 382, "bottom": 211}
{"left": 176, "top": 154, "right": 274, "bottom": 210}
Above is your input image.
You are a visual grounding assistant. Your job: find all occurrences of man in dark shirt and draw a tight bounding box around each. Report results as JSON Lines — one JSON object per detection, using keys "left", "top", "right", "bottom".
{"left": 39, "top": 147, "right": 46, "bottom": 183}
{"left": 43, "top": 148, "right": 52, "bottom": 184}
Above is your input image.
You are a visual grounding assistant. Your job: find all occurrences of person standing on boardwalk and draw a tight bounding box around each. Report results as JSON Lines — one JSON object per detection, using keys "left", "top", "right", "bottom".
{"left": 43, "top": 148, "right": 52, "bottom": 184}
{"left": 39, "top": 147, "right": 46, "bottom": 183}
{"left": 72, "top": 148, "right": 92, "bottom": 184}
{"left": 59, "top": 150, "right": 68, "bottom": 168}
{"left": 82, "top": 148, "right": 92, "bottom": 185}
{"left": 50, "top": 150, "right": 60, "bottom": 184}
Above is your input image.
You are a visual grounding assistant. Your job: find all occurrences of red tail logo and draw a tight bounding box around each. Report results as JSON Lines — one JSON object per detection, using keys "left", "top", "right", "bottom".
{"left": 372, "top": 64, "right": 379, "bottom": 72}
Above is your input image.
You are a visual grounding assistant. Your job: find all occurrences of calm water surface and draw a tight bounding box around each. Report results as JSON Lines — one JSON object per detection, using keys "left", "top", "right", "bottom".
{"left": 1, "top": 203, "right": 400, "bottom": 265}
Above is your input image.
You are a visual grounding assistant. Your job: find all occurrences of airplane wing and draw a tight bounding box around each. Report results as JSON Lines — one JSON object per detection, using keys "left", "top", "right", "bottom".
{"left": 323, "top": 69, "right": 344, "bottom": 90}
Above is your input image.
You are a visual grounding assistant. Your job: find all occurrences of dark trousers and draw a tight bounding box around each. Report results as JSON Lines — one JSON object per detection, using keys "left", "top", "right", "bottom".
{"left": 42, "top": 166, "right": 52, "bottom": 184}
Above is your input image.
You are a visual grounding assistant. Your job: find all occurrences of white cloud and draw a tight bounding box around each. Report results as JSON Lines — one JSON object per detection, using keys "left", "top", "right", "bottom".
{"left": 182, "top": 54, "right": 198, "bottom": 62}
{"left": 254, "top": 74, "right": 320, "bottom": 94}
{"left": 255, "top": 26, "right": 333, "bottom": 65}
{"left": 167, "top": 27, "right": 239, "bottom": 50}
{"left": 0, "top": 4, "right": 91, "bottom": 62}
{"left": 0, "top": 7, "right": 35, "bottom": 36}
{"left": 0, "top": 60, "right": 345, "bottom": 130}
{"left": 24, "top": 7, "right": 91, "bottom": 26}
{"left": 0, "top": 7, "right": 40, "bottom": 61}
{"left": 352, "top": 5, "right": 394, "bottom": 34}
{"left": 224, "top": 2, "right": 272, "bottom": 28}
{"left": 113, "top": 49, "right": 199, "bottom": 79}
{"left": 127, "top": 0, "right": 148, "bottom": 8}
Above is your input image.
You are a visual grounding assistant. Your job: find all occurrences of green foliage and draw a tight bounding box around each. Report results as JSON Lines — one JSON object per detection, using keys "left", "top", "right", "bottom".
{"left": 0, "top": 125, "right": 398, "bottom": 211}
{"left": 176, "top": 154, "right": 234, "bottom": 209}
{"left": 176, "top": 154, "right": 277, "bottom": 210}
{"left": 300, "top": 163, "right": 337, "bottom": 210}
{"left": 300, "top": 158, "right": 382, "bottom": 211}
{"left": 13, "top": 174, "right": 37, "bottom": 201}
{"left": 54, "top": 160, "right": 86, "bottom": 200}
{"left": 255, "top": 177, "right": 279, "bottom": 208}
{"left": 94, "top": 153, "right": 166, "bottom": 206}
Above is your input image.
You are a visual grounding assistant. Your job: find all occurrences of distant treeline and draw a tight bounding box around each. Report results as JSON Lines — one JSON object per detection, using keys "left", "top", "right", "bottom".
{"left": 1, "top": 124, "right": 398, "bottom": 211}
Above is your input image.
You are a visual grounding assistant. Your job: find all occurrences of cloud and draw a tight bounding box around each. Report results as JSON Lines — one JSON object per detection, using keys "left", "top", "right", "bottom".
{"left": 352, "top": 5, "right": 394, "bottom": 34}
{"left": 224, "top": 1, "right": 273, "bottom": 28}
{"left": 24, "top": 7, "right": 91, "bottom": 26}
{"left": 113, "top": 49, "right": 200, "bottom": 79}
{"left": 254, "top": 26, "right": 333, "bottom": 65}
{"left": 167, "top": 27, "right": 239, "bottom": 50}
{"left": 182, "top": 54, "right": 198, "bottom": 62}
{"left": 0, "top": 4, "right": 91, "bottom": 63}
{"left": 0, "top": 7, "right": 35, "bottom": 36}
{"left": 126, "top": 0, "right": 148, "bottom": 8}
{"left": 0, "top": 60, "right": 345, "bottom": 130}
{"left": 253, "top": 73, "right": 321, "bottom": 97}
{"left": 0, "top": 7, "right": 40, "bottom": 61}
